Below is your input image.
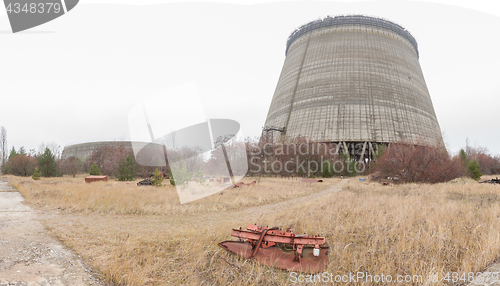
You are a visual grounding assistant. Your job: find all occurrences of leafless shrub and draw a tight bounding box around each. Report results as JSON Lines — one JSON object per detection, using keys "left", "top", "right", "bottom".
{"left": 60, "top": 156, "right": 82, "bottom": 178}
{"left": 88, "top": 145, "right": 133, "bottom": 176}
{"left": 3, "top": 153, "right": 38, "bottom": 176}
{"left": 464, "top": 142, "right": 500, "bottom": 175}
{"left": 373, "top": 141, "right": 465, "bottom": 183}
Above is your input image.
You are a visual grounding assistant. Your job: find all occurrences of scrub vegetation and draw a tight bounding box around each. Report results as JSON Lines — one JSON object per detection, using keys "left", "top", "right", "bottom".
{"left": 7, "top": 175, "right": 500, "bottom": 285}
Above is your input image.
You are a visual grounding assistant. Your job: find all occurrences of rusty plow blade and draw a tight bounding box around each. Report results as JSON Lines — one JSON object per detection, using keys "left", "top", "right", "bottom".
{"left": 218, "top": 224, "right": 329, "bottom": 273}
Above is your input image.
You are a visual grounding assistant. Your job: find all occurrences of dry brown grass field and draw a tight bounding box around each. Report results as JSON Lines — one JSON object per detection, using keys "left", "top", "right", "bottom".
{"left": 6, "top": 174, "right": 500, "bottom": 285}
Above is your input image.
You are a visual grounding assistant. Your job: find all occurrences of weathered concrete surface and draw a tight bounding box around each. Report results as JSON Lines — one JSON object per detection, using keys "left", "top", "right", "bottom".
{"left": 264, "top": 15, "right": 443, "bottom": 146}
{"left": 0, "top": 177, "right": 105, "bottom": 286}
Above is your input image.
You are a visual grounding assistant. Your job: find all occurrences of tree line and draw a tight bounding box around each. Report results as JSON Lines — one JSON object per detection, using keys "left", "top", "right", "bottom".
{"left": 1, "top": 124, "right": 499, "bottom": 184}
{"left": 244, "top": 136, "right": 500, "bottom": 183}
{"left": 0, "top": 127, "right": 157, "bottom": 181}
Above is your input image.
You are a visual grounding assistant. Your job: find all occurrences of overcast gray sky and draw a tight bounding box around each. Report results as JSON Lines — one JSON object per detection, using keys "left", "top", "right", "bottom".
{"left": 0, "top": 0, "right": 499, "bottom": 155}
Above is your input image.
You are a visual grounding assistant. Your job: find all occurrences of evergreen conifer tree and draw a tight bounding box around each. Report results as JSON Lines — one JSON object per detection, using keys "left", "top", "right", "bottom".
{"left": 89, "top": 162, "right": 101, "bottom": 176}
{"left": 467, "top": 159, "right": 482, "bottom": 180}
{"left": 38, "top": 148, "right": 56, "bottom": 177}
{"left": 32, "top": 167, "right": 41, "bottom": 180}
{"left": 117, "top": 156, "right": 137, "bottom": 181}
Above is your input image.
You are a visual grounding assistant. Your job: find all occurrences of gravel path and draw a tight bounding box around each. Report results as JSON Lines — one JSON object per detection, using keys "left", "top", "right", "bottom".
{"left": 0, "top": 178, "right": 105, "bottom": 286}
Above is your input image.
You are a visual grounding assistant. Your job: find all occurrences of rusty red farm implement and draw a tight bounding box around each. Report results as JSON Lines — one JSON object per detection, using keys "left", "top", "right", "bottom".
{"left": 219, "top": 224, "right": 328, "bottom": 273}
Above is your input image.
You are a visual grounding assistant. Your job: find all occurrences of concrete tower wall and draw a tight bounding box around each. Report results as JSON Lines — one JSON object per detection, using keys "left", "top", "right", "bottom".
{"left": 264, "top": 15, "right": 442, "bottom": 147}
{"left": 61, "top": 141, "right": 164, "bottom": 161}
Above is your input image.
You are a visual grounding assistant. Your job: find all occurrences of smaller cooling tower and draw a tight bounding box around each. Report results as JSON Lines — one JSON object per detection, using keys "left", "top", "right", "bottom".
{"left": 62, "top": 141, "right": 164, "bottom": 162}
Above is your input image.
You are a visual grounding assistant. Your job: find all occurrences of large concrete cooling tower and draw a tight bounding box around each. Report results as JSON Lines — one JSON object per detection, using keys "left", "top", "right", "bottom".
{"left": 263, "top": 15, "right": 442, "bottom": 157}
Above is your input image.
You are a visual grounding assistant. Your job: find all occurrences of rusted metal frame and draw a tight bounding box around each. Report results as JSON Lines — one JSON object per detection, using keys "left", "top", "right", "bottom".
{"left": 247, "top": 224, "right": 284, "bottom": 233}
{"left": 219, "top": 224, "right": 330, "bottom": 273}
{"left": 247, "top": 225, "right": 297, "bottom": 238}
{"left": 230, "top": 229, "right": 325, "bottom": 247}
{"left": 250, "top": 227, "right": 278, "bottom": 257}
{"left": 294, "top": 245, "right": 303, "bottom": 262}
{"left": 247, "top": 225, "right": 284, "bottom": 247}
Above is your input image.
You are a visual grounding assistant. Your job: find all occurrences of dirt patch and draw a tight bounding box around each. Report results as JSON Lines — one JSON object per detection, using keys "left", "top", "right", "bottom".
{"left": 0, "top": 177, "right": 106, "bottom": 286}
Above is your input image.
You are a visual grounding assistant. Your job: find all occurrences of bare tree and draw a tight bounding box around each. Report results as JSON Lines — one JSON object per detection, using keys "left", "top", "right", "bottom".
{"left": 38, "top": 142, "right": 61, "bottom": 159}
{"left": 47, "top": 142, "right": 62, "bottom": 160}
{"left": 88, "top": 145, "right": 132, "bottom": 176}
{"left": 61, "top": 156, "right": 82, "bottom": 178}
{"left": 0, "top": 127, "right": 7, "bottom": 172}
{"left": 37, "top": 142, "right": 45, "bottom": 156}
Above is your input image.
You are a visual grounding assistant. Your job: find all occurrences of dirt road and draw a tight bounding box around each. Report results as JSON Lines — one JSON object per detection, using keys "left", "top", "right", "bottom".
{"left": 240, "top": 178, "right": 348, "bottom": 218}
{"left": 0, "top": 178, "right": 104, "bottom": 286}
